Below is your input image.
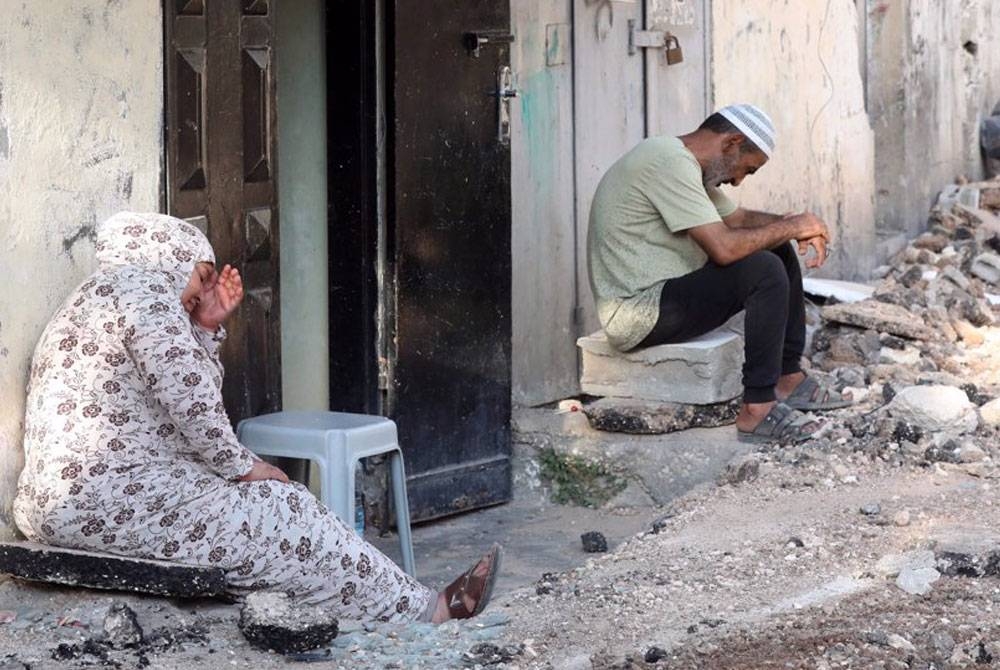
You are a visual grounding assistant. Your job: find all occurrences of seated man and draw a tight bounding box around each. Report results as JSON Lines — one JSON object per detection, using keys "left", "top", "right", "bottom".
{"left": 587, "top": 104, "right": 850, "bottom": 444}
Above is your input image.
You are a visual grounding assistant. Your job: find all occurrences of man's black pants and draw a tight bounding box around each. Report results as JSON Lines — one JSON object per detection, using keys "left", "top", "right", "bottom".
{"left": 638, "top": 242, "right": 805, "bottom": 403}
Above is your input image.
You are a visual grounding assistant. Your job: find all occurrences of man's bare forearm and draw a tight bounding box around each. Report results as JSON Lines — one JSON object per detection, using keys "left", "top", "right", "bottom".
{"left": 724, "top": 208, "right": 785, "bottom": 230}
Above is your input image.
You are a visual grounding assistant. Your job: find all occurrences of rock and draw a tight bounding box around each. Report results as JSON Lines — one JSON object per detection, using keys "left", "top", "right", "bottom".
{"left": 0, "top": 541, "right": 227, "bottom": 598}
{"left": 879, "top": 346, "right": 921, "bottom": 366}
{"left": 464, "top": 643, "right": 524, "bottom": 666}
{"left": 583, "top": 397, "right": 740, "bottom": 435}
{"left": 893, "top": 422, "right": 924, "bottom": 444}
{"left": 103, "top": 602, "right": 143, "bottom": 648}
{"left": 886, "top": 633, "right": 917, "bottom": 651}
{"left": 718, "top": 455, "right": 760, "bottom": 486}
{"left": 821, "top": 300, "right": 934, "bottom": 340}
{"left": 925, "top": 440, "right": 962, "bottom": 464}
{"left": 953, "top": 319, "right": 985, "bottom": 346}
{"left": 961, "top": 383, "right": 992, "bottom": 406}
{"left": 644, "top": 647, "right": 669, "bottom": 663}
{"left": 882, "top": 383, "right": 897, "bottom": 403}
{"left": 239, "top": 592, "right": 339, "bottom": 655}
{"left": 972, "top": 252, "right": 1000, "bottom": 284}
{"left": 860, "top": 502, "right": 882, "bottom": 516}
{"left": 930, "top": 631, "right": 957, "bottom": 660}
{"left": 931, "top": 527, "right": 1000, "bottom": 577}
{"left": 942, "top": 265, "right": 973, "bottom": 291}
{"left": 892, "top": 510, "right": 911, "bottom": 527}
{"left": 980, "top": 398, "right": 1000, "bottom": 427}
{"left": 875, "top": 550, "right": 936, "bottom": 578}
{"left": 886, "top": 385, "right": 979, "bottom": 434}
{"left": 896, "top": 566, "right": 941, "bottom": 595}
{"left": 577, "top": 324, "right": 744, "bottom": 405}
{"left": 914, "top": 233, "right": 950, "bottom": 253}
{"left": 899, "top": 265, "right": 925, "bottom": 288}
{"left": 580, "top": 531, "right": 608, "bottom": 554}
{"left": 834, "top": 365, "right": 867, "bottom": 388}
{"left": 958, "top": 443, "right": 987, "bottom": 463}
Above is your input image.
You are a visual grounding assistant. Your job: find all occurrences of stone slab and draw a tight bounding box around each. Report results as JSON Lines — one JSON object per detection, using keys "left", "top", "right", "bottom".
{"left": 0, "top": 541, "right": 227, "bottom": 597}
{"left": 577, "top": 326, "right": 744, "bottom": 405}
{"left": 802, "top": 278, "right": 875, "bottom": 303}
{"left": 583, "top": 397, "right": 740, "bottom": 435}
{"left": 821, "top": 300, "right": 935, "bottom": 340}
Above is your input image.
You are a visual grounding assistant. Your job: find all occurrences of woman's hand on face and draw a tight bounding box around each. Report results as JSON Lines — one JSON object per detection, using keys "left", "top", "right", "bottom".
{"left": 192, "top": 264, "right": 245, "bottom": 331}
{"left": 238, "top": 459, "right": 290, "bottom": 484}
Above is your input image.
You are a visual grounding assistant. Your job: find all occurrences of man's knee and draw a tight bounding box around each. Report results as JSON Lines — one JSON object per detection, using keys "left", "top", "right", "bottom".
{"left": 736, "top": 250, "right": 789, "bottom": 292}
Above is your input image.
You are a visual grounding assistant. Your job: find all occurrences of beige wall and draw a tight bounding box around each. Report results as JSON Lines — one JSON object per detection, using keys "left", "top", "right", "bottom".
{"left": 867, "top": 0, "right": 1000, "bottom": 246}
{"left": 0, "top": 1, "right": 163, "bottom": 539}
{"left": 711, "top": 0, "right": 877, "bottom": 280}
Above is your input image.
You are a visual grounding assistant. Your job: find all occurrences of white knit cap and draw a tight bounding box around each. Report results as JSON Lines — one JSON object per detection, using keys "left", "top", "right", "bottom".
{"left": 717, "top": 104, "right": 776, "bottom": 158}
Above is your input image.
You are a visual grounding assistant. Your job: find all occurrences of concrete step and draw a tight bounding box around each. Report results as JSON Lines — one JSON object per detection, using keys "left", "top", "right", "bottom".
{"left": 577, "top": 322, "right": 744, "bottom": 405}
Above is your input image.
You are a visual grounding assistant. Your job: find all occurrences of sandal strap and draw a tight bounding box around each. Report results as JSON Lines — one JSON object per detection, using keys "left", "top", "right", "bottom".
{"left": 753, "top": 403, "right": 821, "bottom": 442}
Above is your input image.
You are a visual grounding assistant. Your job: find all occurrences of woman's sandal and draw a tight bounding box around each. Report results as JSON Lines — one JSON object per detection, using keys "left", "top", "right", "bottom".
{"left": 782, "top": 375, "right": 853, "bottom": 411}
{"left": 443, "top": 543, "right": 503, "bottom": 619}
{"left": 737, "top": 402, "right": 825, "bottom": 445}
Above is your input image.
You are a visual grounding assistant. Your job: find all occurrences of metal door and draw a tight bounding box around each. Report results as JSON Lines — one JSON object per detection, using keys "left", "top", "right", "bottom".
{"left": 644, "top": 0, "right": 710, "bottom": 137}
{"left": 388, "top": 1, "right": 513, "bottom": 521}
{"left": 164, "top": 0, "right": 281, "bottom": 425}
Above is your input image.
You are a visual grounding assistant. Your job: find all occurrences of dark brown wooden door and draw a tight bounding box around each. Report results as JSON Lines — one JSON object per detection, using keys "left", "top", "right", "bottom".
{"left": 388, "top": 1, "right": 513, "bottom": 521}
{"left": 164, "top": 0, "right": 281, "bottom": 424}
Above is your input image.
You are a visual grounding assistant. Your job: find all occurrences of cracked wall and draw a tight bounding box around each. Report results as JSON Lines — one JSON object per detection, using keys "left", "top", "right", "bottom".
{"left": 0, "top": 1, "right": 163, "bottom": 539}
{"left": 867, "top": 0, "right": 1000, "bottom": 249}
{"left": 711, "top": 0, "right": 878, "bottom": 281}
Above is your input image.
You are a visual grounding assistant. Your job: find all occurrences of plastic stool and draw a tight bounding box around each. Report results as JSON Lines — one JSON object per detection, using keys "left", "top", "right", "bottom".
{"left": 236, "top": 410, "right": 416, "bottom": 577}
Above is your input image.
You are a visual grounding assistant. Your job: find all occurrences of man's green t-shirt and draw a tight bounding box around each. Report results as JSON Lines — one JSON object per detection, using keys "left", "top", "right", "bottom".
{"left": 587, "top": 136, "right": 737, "bottom": 351}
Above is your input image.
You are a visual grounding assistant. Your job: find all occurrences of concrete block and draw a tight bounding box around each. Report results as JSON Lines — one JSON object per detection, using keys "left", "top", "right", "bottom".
{"left": 577, "top": 327, "right": 744, "bottom": 405}
{"left": 0, "top": 541, "right": 226, "bottom": 597}
{"left": 239, "top": 591, "right": 339, "bottom": 654}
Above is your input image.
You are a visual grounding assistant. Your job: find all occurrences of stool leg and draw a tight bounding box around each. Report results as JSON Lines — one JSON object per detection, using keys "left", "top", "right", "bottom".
{"left": 389, "top": 449, "right": 416, "bottom": 577}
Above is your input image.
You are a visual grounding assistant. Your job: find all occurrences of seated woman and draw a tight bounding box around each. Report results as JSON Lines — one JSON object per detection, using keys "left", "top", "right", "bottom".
{"left": 13, "top": 211, "right": 500, "bottom": 624}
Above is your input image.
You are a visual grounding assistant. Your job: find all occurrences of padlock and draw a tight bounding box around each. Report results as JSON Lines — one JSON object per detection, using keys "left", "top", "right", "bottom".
{"left": 665, "top": 34, "right": 684, "bottom": 65}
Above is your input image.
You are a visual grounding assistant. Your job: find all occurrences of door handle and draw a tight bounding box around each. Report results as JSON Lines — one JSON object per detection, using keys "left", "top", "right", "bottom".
{"left": 494, "top": 66, "right": 518, "bottom": 145}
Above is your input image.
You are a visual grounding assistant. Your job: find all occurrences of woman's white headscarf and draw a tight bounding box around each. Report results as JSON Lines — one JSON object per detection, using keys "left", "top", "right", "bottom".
{"left": 94, "top": 212, "right": 216, "bottom": 294}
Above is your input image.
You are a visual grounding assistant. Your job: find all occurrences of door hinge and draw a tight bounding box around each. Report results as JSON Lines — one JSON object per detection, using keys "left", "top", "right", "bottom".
{"left": 377, "top": 356, "right": 390, "bottom": 391}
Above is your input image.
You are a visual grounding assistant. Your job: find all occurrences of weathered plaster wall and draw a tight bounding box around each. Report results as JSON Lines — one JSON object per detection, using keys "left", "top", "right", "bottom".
{"left": 867, "top": 0, "right": 1000, "bottom": 246}
{"left": 0, "top": 1, "right": 163, "bottom": 539}
{"left": 711, "top": 0, "right": 877, "bottom": 280}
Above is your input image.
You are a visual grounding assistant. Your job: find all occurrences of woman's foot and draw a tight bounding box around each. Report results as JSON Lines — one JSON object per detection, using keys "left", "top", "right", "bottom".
{"left": 430, "top": 544, "right": 502, "bottom": 623}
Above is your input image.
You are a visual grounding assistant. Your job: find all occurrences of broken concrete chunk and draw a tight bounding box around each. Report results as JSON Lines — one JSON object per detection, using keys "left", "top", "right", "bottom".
{"left": 886, "top": 385, "right": 979, "bottom": 434}
{"left": 875, "top": 550, "right": 935, "bottom": 578}
{"left": 103, "top": 602, "right": 143, "bottom": 648}
{"left": 979, "top": 398, "right": 1000, "bottom": 427}
{"left": 580, "top": 531, "right": 608, "bottom": 554}
{"left": 0, "top": 541, "right": 226, "bottom": 598}
{"left": 971, "top": 252, "right": 1000, "bottom": 284}
{"left": 930, "top": 527, "right": 1000, "bottom": 577}
{"left": 239, "top": 591, "right": 339, "bottom": 655}
{"left": 577, "top": 326, "right": 743, "bottom": 405}
{"left": 802, "top": 278, "right": 875, "bottom": 303}
{"left": 718, "top": 454, "right": 760, "bottom": 486}
{"left": 582, "top": 397, "right": 740, "bottom": 435}
{"left": 896, "top": 567, "right": 940, "bottom": 595}
{"left": 821, "top": 300, "right": 934, "bottom": 341}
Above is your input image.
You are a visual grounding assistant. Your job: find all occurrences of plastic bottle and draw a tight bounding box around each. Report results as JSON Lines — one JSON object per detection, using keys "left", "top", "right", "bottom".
{"left": 354, "top": 463, "right": 365, "bottom": 535}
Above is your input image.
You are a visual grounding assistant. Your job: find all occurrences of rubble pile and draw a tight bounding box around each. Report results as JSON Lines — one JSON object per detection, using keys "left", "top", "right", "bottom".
{"left": 796, "top": 181, "right": 1000, "bottom": 473}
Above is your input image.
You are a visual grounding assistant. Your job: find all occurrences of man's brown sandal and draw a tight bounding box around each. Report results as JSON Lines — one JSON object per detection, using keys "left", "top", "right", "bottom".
{"left": 443, "top": 543, "right": 502, "bottom": 619}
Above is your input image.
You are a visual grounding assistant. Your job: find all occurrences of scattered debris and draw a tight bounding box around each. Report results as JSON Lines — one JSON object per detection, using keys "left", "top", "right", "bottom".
{"left": 718, "top": 454, "right": 760, "bottom": 486}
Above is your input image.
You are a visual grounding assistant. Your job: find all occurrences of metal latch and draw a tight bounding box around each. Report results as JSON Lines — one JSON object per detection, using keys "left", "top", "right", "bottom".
{"left": 627, "top": 19, "right": 684, "bottom": 64}
{"left": 493, "top": 65, "right": 518, "bottom": 145}
{"left": 463, "top": 30, "right": 515, "bottom": 58}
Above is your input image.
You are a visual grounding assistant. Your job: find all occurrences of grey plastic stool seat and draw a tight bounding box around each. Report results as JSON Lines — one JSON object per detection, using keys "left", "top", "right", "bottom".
{"left": 236, "top": 410, "right": 416, "bottom": 577}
